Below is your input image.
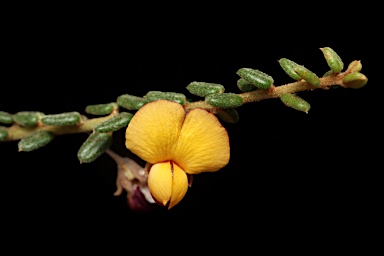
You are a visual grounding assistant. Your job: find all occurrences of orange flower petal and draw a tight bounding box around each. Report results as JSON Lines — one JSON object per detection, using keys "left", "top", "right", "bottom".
{"left": 125, "top": 100, "right": 185, "bottom": 164}
{"left": 147, "top": 161, "right": 172, "bottom": 206}
{"left": 173, "top": 108, "right": 230, "bottom": 174}
{"left": 168, "top": 162, "right": 188, "bottom": 209}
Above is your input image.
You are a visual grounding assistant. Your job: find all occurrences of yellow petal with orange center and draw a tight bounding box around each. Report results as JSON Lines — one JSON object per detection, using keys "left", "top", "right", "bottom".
{"left": 168, "top": 162, "right": 188, "bottom": 209}
{"left": 173, "top": 108, "right": 230, "bottom": 174}
{"left": 125, "top": 100, "right": 185, "bottom": 164}
{"left": 147, "top": 161, "right": 172, "bottom": 206}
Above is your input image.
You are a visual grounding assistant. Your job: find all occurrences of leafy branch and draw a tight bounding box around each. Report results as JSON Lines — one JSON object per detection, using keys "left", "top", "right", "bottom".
{"left": 0, "top": 47, "right": 368, "bottom": 165}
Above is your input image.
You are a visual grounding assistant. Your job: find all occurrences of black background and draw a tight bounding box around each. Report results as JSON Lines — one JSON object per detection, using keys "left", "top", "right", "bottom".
{"left": 0, "top": 6, "right": 378, "bottom": 248}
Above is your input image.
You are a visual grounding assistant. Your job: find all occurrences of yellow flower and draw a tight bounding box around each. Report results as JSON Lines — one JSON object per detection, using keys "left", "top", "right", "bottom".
{"left": 125, "top": 100, "right": 230, "bottom": 209}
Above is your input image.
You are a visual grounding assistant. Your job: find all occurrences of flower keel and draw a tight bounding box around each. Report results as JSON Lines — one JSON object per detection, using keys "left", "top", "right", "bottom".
{"left": 147, "top": 161, "right": 188, "bottom": 209}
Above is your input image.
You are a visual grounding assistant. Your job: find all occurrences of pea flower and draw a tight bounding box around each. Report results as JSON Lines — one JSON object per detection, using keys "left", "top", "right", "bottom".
{"left": 125, "top": 100, "right": 230, "bottom": 209}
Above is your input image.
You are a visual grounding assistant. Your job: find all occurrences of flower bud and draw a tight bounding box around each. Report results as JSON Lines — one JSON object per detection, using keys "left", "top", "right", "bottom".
{"left": 18, "top": 130, "right": 55, "bottom": 152}
{"left": 127, "top": 185, "right": 157, "bottom": 213}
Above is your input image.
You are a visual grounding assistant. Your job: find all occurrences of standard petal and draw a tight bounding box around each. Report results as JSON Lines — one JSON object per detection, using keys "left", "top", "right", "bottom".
{"left": 173, "top": 108, "right": 230, "bottom": 174}
{"left": 168, "top": 162, "right": 188, "bottom": 209}
{"left": 125, "top": 100, "right": 185, "bottom": 164}
{"left": 147, "top": 161, "right": 172, "bottom": 206}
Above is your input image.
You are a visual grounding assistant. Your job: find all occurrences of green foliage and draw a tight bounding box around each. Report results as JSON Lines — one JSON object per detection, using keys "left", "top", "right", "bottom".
{"left": 85, "top": 103, "right": 117, "bottom": 115}
{"left": 205, "top": 93, "right": 243, "bottom": 108}
{"left": 278, "top": 58, "right": 302, "bottom": 81}
{"left": 18, "top": 131, "right": 54, "bottom": 152}
{"left": 0, "top": 111, "right": 13, "bottom": 124}
{"left": 117, "top": 94, "right": 148, "bottom": 111}
{"left": 13, "top": 111, "right": 44, "bottom": 127}
{"left": 294, "top": 65, "right": 320, "bottom": 87}
{"left": 186, "top": 82, "right": 225, "bottom": 97}
{"left": 94, "top": 112, "right": 133, "bottom": 133}
{"left": 77, "top": 132, "right": 113, "bottom": 163}
{"left": 41, "top": 112, "right": 82, "bottom": 126}
{"left": 236, "top": 68, "right": 274, "bottom": 90}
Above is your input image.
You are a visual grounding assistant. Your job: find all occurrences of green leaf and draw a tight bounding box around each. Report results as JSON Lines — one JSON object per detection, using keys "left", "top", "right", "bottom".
{"left": 77, "top": 132, "right": 113, "bottom": 163}
{"left": 205, "top": 93, "right": 243, "bottom": 108}
{"left": 347, "top": 60, "right": 362, "bottom": 73}
{"left": 85, "top": 103, "right": 117, "bottom": 115}
{"left": 343, "top": 72, "right": 368, "bottom": 89}
{"left": 94, "top": 112, "right": 133, "bottom": 133}
{"left": 237, "top": 78, "right": 258, "bottom": 92}
{"left": 18, "top": 131, "right": 55, "bottom": 152}
{"left": 12, "top": 111, "right": 44, "bottom": 127}
{"left": 216, "top": 108, "right": 240, "bottom": 123}
{"left": 40, "top": 112, "right": 81, "bottom": 126}
{"left": 294, "top": 65, "right": 320, "bottom": 87}
{"left": 117, "top": 94, "right": 149, "bottom": 111}
{"left": 145, "top": 91, "right": 187, "bottom": 105}
{"left": 0, "top": 128, "right": 8, "bottom": 141}
{"left": 186, "top": 81, "right": 225, "bottom": 97}
{"left": 280, "top": 93, "right": 311, "bottom": 113}
{"left": 236, "top": 68, "right": 274, "bottom": 90}
{"left": 278, "top": 58, "right": 302, "bottom": 80}
{"left": 320, "top": 47, "right": 344, "bottom": 73}
{"left": 0, "top": 111, "right": 13, "bottom": 124}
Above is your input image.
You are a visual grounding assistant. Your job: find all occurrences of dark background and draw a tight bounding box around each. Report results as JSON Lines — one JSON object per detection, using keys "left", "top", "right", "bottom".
{"left": 0, "top": 7, "right": 377, "bottom": 247}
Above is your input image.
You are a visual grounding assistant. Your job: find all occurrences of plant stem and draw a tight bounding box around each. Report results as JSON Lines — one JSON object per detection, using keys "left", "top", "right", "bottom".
{"left": 3, "top": 114, "right": 113, "bottom": 142}
{"left": 0, "top": 67, "right": 355, "bottom": 142}
{"left": 185, "top": 72, "right": 345, "bottom": 112}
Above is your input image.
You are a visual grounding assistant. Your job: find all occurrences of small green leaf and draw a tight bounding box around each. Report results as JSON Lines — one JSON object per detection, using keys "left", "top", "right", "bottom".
{"left": 280, "top": 93, "right": 311, "bottom": 113}
{"left": 216, "top": 108, "right": 240, "bottom": 123}
{"left": 186, "top": 82, "right": 225, "bottom": 97}
{"left": 12, "top": 111, "right": 44, "bottom": 127}
{"left": 322, "top": 70, "right": 334, "bottom": 77}
{"left": 117, "top": 94, "right": 149, "bottom": 111}
{"left": 320, "top": 47, "right": 344, "bottom": 73}
{"left": 145, "top": 91, "right": 187, "bottom": 105}
{"left": 18, "top": 130, "right": 55, "bottom": 152}
{"left": 94, "top": 112, "right": 133, "bottom": 133}
{"left": 205, "top": 93, "right": 243, "bottom": 108}
{"left": 236, "top": 68, "right": 274, "bottom": 89}
{"left": 77, "top": 132, "right": 113, "bottom": 163}
{"left": 343, "top": 72, "right": 368, "bottom": 89}
{"left": 0, "top": 111, "right": 13, "bottom": 124}
{"left": 237, "top": 78, "right": 258, "bottom": 92}
{"left": 278, "top": 58, "right": 302, "bottom": 80}
{"left": 85, "top": 103, "right": 117, "bottom": 115}
{"left": 294, "top": 65, "right": 320, "bottom": 87}
{"left": 41, "top": 112, "right": 81, "bottom": 126}
{"left": 347, "top": 60, "right": 362, "bottom": 73}
{"left": 0, "top": 128, "right": 8, "bottom": 141}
